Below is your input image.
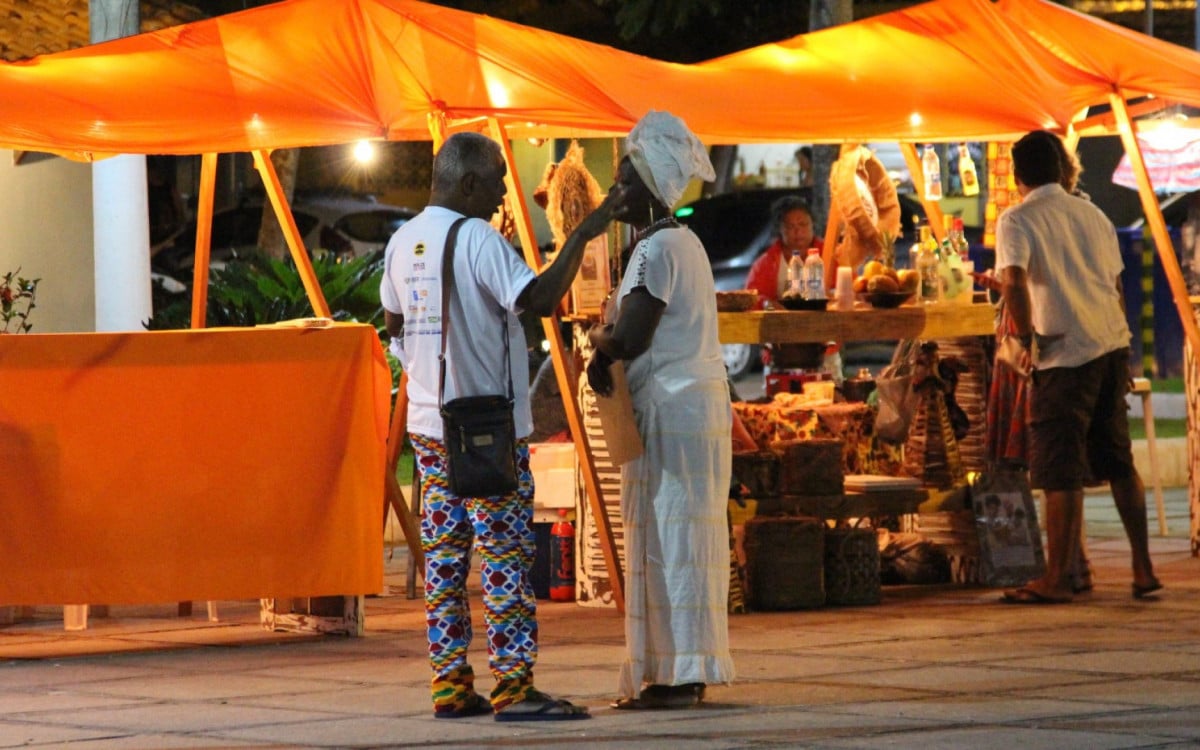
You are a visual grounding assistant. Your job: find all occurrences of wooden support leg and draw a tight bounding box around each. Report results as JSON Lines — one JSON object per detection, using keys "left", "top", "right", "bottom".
{"left": 1132, "top": 377, "right": 1168, "bottom": 536}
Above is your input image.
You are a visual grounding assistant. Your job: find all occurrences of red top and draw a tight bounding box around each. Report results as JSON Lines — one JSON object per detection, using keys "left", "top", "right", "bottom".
{"left": 744, "top": 237, "right": 825, "bottom": 309}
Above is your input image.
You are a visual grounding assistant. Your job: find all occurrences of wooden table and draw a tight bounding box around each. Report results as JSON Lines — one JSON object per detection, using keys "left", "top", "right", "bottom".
{"left": 718, "top": 302, "right": 994, "bottom": 345}
{"left": 0, "top": 324, "right": 389, "bottom": 628}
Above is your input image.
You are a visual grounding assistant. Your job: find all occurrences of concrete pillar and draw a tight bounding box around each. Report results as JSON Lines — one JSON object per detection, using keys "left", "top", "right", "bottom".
{"left": 90, "top": 0, "right": 151, "bottom": 332}
{"left": 93, "top": 155, "right": 151, "bottom": 330}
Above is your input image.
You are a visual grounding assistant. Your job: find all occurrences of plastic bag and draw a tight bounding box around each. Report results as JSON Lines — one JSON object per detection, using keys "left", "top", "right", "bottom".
{"left": 874, "top": 339, "right": 918, "bottom": 442}
{"left": 972, "top": 460, "right": 1045, "bottom": 587}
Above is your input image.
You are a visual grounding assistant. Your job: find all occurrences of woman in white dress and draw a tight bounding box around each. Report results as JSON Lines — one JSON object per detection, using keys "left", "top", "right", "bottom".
{"left": 586, "top": 111, "right": 736, "bottom": 710}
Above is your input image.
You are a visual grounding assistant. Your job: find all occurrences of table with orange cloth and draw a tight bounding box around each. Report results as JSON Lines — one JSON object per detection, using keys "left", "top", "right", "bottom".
{"left": 0, "top": 323, "right": 389, "bottom": 606}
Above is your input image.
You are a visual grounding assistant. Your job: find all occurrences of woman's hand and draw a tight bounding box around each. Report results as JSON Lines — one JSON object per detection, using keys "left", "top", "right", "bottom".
{"left": 586, "top": 351, "right": 615, "bottom": 396}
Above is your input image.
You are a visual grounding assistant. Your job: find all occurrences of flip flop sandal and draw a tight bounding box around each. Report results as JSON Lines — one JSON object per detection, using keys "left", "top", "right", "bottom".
{"left": 433, "top": 692, "right": 492, "bottom": 720}
{"left": 1001, "top": 587, "right": 1071, "bottom": 605}
{"left": 1133, "top": 580, "right": 1163, "bottom": 599}
{"left": 493, "top": 691, "right": 590, "bottom": 722}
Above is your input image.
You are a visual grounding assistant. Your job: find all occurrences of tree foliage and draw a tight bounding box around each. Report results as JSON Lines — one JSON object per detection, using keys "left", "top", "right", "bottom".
{"left": 145, "top": 251, "right": 385, "bottom": 331}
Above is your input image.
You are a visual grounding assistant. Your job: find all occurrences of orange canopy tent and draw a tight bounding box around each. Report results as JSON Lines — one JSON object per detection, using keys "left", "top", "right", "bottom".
{"left": 0, "top": 0, "right": 681, "bottom": 158}
{"left": 685, "top": 0, "right": 1200, "bottom": 363}
{"left": 7, "top": 0, "right": 1200, "bottom": 150}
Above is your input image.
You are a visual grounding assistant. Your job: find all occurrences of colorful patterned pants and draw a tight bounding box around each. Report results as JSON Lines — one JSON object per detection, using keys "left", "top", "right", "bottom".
{"left": 410, "top": 433, "right": 538, "bottom": 707}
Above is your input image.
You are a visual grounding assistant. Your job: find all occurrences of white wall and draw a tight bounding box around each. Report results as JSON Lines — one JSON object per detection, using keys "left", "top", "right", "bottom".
{"left": 0, "top": 152, "right": 94, "bottom": 333}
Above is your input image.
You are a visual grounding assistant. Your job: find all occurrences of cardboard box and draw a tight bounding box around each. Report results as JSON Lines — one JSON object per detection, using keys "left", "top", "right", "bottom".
{"left": 530, "top": 443, "right": 577, "bottom": 509}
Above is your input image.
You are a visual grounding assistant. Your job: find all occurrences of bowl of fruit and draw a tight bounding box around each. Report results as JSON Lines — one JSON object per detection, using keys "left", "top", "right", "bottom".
{"left": 853, "top": 261, "right": 919, "bottom": 308}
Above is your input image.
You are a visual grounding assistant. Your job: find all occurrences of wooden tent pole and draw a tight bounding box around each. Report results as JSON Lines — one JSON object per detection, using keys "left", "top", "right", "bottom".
{"left": 900, "top": 142, "right": 946, "bottom": 245}
{"left": 384, "top": 371, "right": 423, "bottom": 573}
{"left": 486, "top": 117, "right": 626, "bottom": 612}
{"left": 1063, "top": 126, "right": 1081, "bottom": 154}
{"left": 189, "top": 152, "right": 217, "bottom": 329}
{"left": 250, "top": 149, "right": 331, "bottom": 318}
{"left": 1108, "top": 94, "right": 1200, "bottom": 360}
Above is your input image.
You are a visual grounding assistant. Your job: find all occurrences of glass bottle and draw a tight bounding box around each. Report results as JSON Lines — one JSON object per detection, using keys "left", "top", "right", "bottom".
{"left": 786, "top": 248, "right": 804, "bottom": 297}
{"left": 916, "top": 225, "right": 941, "bottom": 304}
{"left": 922, "top": 145, "right": 943, "bottom": 202}
{"left": 958, "top": 143, "right": 980, "bottom": 197}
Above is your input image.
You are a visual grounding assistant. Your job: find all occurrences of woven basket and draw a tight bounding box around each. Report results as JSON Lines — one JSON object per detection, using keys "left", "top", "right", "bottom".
{"left": 823, "top": 527, "right": 881, "bottom": 606}
{"left": 743, "top": 515, "right": 825, "bottom": 610}
{"left": 716, "top": 290, "right": 758, "bottom": 312}
{"left": 732, "top": 451, "right": 780, "bottom": 498}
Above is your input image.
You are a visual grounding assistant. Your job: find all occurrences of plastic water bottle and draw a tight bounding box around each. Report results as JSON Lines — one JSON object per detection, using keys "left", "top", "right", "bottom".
{"left": 786, "top": 249, "right": 804, "bottom": 296}
{"left": 803, "top": 247, "right": 825, "bottom": 300}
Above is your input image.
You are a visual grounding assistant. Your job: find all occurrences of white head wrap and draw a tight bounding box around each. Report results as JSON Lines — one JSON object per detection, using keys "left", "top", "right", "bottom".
{"left": 625, "top": 110, "right": 715, "bottom": 210}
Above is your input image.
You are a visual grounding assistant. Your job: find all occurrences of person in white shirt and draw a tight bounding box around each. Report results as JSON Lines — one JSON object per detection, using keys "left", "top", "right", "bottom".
{"left": 381, "top": 131, "right": 617, "bottom": 721}
{"left": 995, "top": 129, "right": 1160, "bottom": 605}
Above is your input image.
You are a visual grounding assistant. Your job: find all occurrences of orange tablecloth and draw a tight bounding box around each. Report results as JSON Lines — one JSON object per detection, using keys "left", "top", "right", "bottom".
{"left": 0, "top": 324, "right": 390, "bottom": 605}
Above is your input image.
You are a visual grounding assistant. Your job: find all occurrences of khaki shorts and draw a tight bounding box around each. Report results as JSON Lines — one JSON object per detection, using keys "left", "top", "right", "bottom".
{"left": 1028, "top": 348, "right": 1135, "bottom": 492}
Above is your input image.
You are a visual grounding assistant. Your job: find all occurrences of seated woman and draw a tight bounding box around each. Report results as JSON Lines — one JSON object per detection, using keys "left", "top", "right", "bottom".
{"left": 743, "top": 196, "right": 837, "bottom": 382}
{"left": 744, "top": 196, "right": 823, "bottom": 310}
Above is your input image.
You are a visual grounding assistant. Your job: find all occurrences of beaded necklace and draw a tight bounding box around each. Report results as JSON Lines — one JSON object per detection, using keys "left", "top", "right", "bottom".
{"left": 634, "top": 215, "right": 679, "bottom": 244}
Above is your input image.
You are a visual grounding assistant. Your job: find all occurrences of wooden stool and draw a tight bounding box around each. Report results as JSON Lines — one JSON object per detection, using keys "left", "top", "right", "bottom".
{"left": 1130, "top": 377, "right": 1168, "bottom": 536}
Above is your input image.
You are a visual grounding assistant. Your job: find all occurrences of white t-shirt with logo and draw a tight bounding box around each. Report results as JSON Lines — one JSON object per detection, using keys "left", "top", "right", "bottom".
{"left": 380, "top": 206, "right": 536, "bottom": 440}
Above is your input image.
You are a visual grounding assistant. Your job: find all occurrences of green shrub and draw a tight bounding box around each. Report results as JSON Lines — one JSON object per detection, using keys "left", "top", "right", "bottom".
{"left": 145, "top": 250, "right": 385, "bottom": 331}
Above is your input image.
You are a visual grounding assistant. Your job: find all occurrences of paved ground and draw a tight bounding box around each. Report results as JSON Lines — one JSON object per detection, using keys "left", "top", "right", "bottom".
{"left": 1, "top": 489, "right": 1198, "bottom": 749}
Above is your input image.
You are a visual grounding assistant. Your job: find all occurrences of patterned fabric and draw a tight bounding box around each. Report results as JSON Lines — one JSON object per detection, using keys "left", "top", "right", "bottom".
{"left": 986, "top": 305, "right": 1029, "bottom": 463}
{"left": 431, "top": 666, "right": 481, "bottom": 716}
{"left": 732, "top": 398, "right": 904, "bottom": 476}
{"left": 489, "top": 675, "right": 535, "bottom": 711}
{"left": 411, "top": 432, "right": 538, "bottom": 709}
{"left": 728, "top": 507, "right": 747, "bottom": 615}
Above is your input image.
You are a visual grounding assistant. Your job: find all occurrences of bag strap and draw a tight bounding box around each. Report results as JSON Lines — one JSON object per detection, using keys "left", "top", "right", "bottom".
{"left": 437, "top": 217, "right": 513, "bottom": 410}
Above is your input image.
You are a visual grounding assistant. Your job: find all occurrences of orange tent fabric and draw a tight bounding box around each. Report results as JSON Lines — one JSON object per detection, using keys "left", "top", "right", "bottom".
{"left": 6, "top": 0, "right": 1200, "bottom": 156}
{"left": 688, "top": 0, "right": 1200, "bottom": 144}
{"left": 0, "top": 0, "right": 668, "bottom": 158}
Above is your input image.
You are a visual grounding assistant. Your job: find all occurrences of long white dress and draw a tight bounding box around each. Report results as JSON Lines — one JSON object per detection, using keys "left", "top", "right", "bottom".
{"left": 616, "top": 225, "right": 736, "bottom": 698}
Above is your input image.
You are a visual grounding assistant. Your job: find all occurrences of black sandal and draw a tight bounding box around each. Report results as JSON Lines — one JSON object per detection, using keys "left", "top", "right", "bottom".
{"left": 612, "top": 683, "right": 705, "bottom": 710}
{"left": 493, "top": 689, "right": 590, "bottom": 722}
{"left": 433, "top": 691, "right": 492, "bottom": 719}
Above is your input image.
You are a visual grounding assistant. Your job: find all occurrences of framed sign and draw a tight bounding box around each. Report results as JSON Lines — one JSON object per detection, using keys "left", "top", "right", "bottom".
{"left": 571, "top": 235, "right": 610, "bottom": 315}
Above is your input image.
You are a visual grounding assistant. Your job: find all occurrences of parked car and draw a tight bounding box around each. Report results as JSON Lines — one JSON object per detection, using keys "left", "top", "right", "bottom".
{"left": 296, "top": 194, "right": 417, "bottom": 258}
{"left": 153, "top": 191, "right": 416, "bottom": 278}
{"left": 675, "top": 187, "right": 985, "bottom": 377}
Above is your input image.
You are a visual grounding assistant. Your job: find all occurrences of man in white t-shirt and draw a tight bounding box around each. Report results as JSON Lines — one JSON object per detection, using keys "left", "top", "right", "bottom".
{"left": 995, "top": 130, "right": 1160, "bottom": 605}
{"left": 381, "top": 132, "right": 618, "bottom": 721}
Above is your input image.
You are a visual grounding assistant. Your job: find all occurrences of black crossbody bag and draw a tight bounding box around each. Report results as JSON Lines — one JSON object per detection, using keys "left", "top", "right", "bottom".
{"left": 438, "top": 217, "right": 520, "bottom": 497}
